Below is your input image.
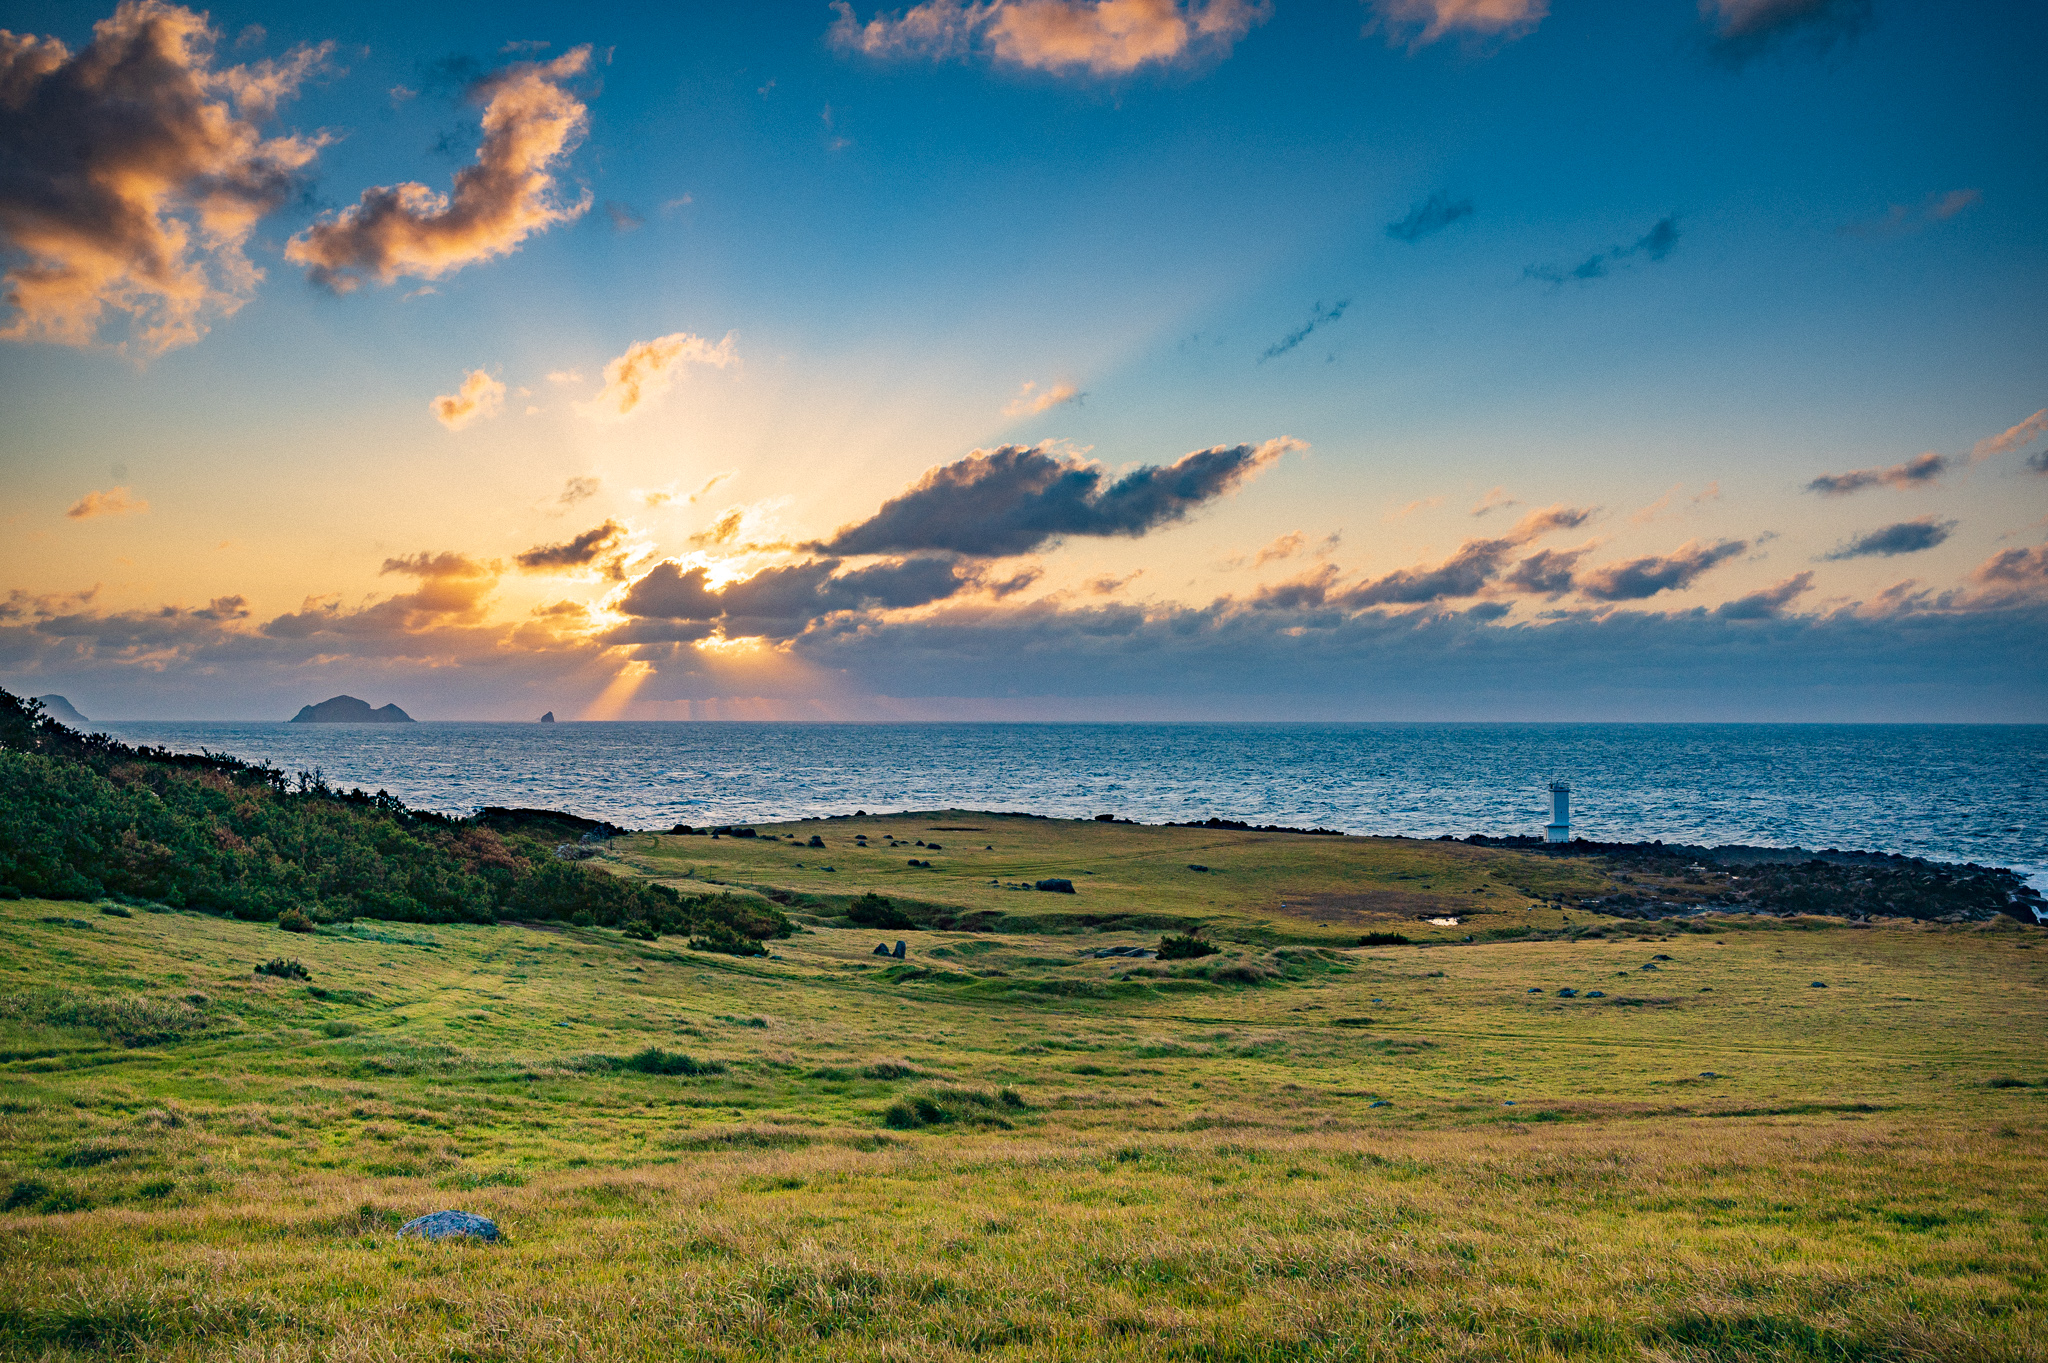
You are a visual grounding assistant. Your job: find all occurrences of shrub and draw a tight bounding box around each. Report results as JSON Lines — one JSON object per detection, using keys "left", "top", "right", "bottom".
{"left": 255, "top": 958, "right": 310, "bottom": 981}
{"left": 882, "top": 1085, "right": 1028, "bottom": 1129}
{"left": 98, "top": 903, "right": 131, "bottom": 918}
{"left": 1158, "top": 933, "right": 1219, "bottom": 961}
{"left": 277, "top": 907, "right": 315, "bottom": 934}
{"left": 689, "top": 923, "right": 768, "bottom": 957}
{"left": 1359, "top": 932, "right": 1410, "bottom": 946}
{"left": 848, "top": 892, "right": 913, "bottom": 930}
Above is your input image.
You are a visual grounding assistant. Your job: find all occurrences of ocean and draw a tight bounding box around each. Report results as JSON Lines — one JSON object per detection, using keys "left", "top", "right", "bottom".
{"left": 89, "top": 721, "right": 2048, "bottom": 891}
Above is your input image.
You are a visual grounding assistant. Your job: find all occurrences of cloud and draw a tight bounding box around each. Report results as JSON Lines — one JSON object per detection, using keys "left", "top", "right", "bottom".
{"left": 0, "top": 2, "right": 330, "bottom": 355}
{"left": 1260, "top": 299, "right": 1347, "bottom": 362}
{"left": 828, "top": 0, "right": 1268, "bottom": 77}
{"left": 1004, "top": 381, "right": 1082, "bottom": 417}
{"left": 2029, "top": 452, "right": 2048, "bottom": 476}
{"left": 582, "top": 331, "right": 737, "bottom": 419}
{"left": 285, "top": 47, "right": 592, "bottom": 292}
{"left": 1365, "top": 0, "right": 1547, "bottom": 49}
{"left": 546, "top": 369, "right": 583, "bottom": 384}
{"left": 64, "top": 486, "right": 149, "bottom": 519}
{"left": 515, "top": 520, "right": 623, "bottom": 571}
{"left": 1803, "top": 451, "right": 1947, "bottom": 496}
{"left": 604, "top": 201, "right": 644, "bottom": 232}
{"left": 1469, "top": 486, "right": 1519, "bottom": 518}
{"left": 1841, "top": 188, "right": 1981, "bottom": 239}
{"left": 690, "top": 509, "right": 745, "bottom": 547}
{"left": 1386, "top": 496, "right": 1443, "bottom": 522}
{"left": 1253, "top": 532, "right": 1304, "bottom": 566}
{"left": 1702, "top": 0, "right": 1871, "bottom": 66}
{"left": 1270, "top": 504, "right": 1592, "bottom": 608}
{"left": 823, "top": 438, "right": 1300, "bottom": 558}
{"left": 1821, "top": 518, "right": 1955, "bottom": 561}
{"left": 429, "top": 369, "right": 505, "bottom": 429}
{"left": 1386, "top": 193, "right": 1474, "bottom": 242}
{"left": 1499, "top": 545, "right": 1591, "bottom": 599}
{"left": 558, "top": 475, "right": 600, "bottom": 506}
{"left": 1577, "top": 538, "right": 1745, "bottom": 601}
{"left": 1974, "top": 409, "right": 2048, "bottom": 462}
{"left": 1525, "top": 216, "right": 1680, "bottom": 287}
{"left": 1969, "top": 545, "right": 2048, "bottom": 602}
{"left": 615, "top": 555, "right": 985, "bottom": 641}
{"left": 1715, "top": 571, "right": 1814, "bottom": 619}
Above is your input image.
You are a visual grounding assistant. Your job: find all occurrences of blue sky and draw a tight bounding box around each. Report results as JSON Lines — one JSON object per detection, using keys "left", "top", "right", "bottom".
{"left": 2, "top": 0, "right": 2044, "bottom": 719}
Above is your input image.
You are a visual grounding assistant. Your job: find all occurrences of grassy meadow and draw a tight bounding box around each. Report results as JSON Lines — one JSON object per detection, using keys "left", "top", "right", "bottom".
{"left": 3, "top": 815, "right": 2046, "bottom": 1360}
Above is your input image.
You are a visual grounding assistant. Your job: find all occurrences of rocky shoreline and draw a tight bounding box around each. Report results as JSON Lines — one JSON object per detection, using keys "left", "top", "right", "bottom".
{"left": 1454, "top": 834, "right": 2047, "bottom": 925}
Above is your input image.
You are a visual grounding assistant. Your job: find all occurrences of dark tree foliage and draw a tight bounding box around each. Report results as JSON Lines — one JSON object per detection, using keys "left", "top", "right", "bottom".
{"left": 1157, "top": 933, "right": 1219, "bottom": 960}
{"left": 0, "top": 688, "right": 791, "bottom": 941}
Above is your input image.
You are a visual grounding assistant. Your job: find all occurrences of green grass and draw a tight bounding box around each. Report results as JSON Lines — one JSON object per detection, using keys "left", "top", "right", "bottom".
{"left": 2, "top": 848, "right": 2045, "bottom": 1361}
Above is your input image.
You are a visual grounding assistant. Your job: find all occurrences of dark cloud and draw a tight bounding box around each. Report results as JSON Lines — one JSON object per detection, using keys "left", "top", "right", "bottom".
{"left": 285, "top": 48, "right": 592, "bottom": 291}
{"left": 0, "top": 3, "right": 331, "bottom": 353}
{"left": 1255, "top": 506, "right": 1594, "bottom": 608}
{"left": 516, "top": 520, "right": 623, "bottom": 570}
{"left": 1703, "top": 0, "right": 1871, "bottom": 67}
{"left": 1386, "top": 193, "right": 1474, "bottom": 243}
{"left": 823, "top": 440, "right": 1297, "bottom": 558}
{"left": 1715, "top": 571, "right": 1814, "bottom": 619}
{"left": 1804, "top": 452, "right": 1947, "bottom": 497}
{"left": 1525, "top": 216, "right": 1681, "bottom": 287}
{"left": 1260, "top": 300, "right": 1348, "bottom": 362}
{"left": 1822, "top": 519, "right": 1955, "bottom": 561}
{"left": 2026, "top": 450, "right": 2048, "bottom": 476}
{"left": 616, "top": 556, "right": 977, "bottom": 639}
{"left": 1577, "top": 539, "right": 1745, "bottom": 601}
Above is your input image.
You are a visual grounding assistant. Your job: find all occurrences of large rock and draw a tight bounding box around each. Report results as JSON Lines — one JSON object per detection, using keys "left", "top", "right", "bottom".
{"left": 1035, "top": 878, "right": 1076, "bottom": 894}
{"left": 397, "top": 1210, "right": 499, "bottom": 1242}
{"left": 290, "top": 695, "right": 414, "bottom": 723}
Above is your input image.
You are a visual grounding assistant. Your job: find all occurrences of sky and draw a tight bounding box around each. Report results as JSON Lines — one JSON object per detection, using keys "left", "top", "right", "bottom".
{"left": 1, "top": 0, "right": 2044, "bottom": 722}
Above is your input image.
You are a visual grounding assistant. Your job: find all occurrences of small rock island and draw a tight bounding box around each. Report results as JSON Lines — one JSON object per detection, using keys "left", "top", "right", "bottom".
{"left": 35, "top": 694, "right": 89, "bottom": 724}
{"left": 540, "top": 711, "right": 556, "bottom": 723}
{"left": 289, "top": 695, "right": 414, "bottom": 723}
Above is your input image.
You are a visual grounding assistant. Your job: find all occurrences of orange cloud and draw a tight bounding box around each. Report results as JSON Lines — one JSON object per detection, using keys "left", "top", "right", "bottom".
{"left": 429, "top": 369, "right": 505, "bottom": 429}
{"left": 1366, "top": 0, "right": 1547, "bottom": 48}
{"left": 65, "top": 486, "right": 149, "bottom": 519}
{"left": 829, "top": 0, "right": 1266, "bottom": 77}
{"left": 1974, "top": 408, "right": 2047, "bottom": 462}
{"left": 583, "top": 331, "right": 737, "bottom": 419}
{"left": 1003, "top": 380, "right": 1081, "bottom": 416}
{"left": 0, "top": 2, "right": 329, "bottom": 355}
{"left": 285, "top": 48, "right": 592, "bottom": 292}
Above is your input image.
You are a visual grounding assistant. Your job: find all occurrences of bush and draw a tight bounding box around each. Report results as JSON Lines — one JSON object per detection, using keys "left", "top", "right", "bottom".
{"left": 1358, "top": 932, "right": 1410, "bottom": 946}
{"left": 1158, "top": 933, "right": 1219, "bottom": 960}
{"left": 277, "top": 907, "right": 315, "bottom": 933}
{"left": 255, "top": 958, "right": 310, "bottom": 981}
{"left": 882, "top": 1085, "right": 1030, "bottom": 1130}
{"left": 848, "top": 892, "right": 913, "bottom": 930}
{"left": 622, "top": 1047, "right": 726, "bottom": 1077}
{"left": 689, "top": 923, "right": 768, "bottom": 957}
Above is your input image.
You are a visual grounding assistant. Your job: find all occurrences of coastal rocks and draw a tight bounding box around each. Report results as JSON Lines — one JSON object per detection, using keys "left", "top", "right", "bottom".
{"left": 398, "top": 1210, "right": 499, "bottom": 1242}
{"left": 539, "top": 711, "right": 555, "bottom": 723}
{"left": 289, "top": 695, "right": 413, "bottom": 723}
{"left": 1035, "top": 879, "right": 1076, "bottom": 894}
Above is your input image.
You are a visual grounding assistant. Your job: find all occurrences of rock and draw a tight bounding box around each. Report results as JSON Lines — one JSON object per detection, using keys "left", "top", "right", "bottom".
{"left": 873, "top": 943, "right": 892, "bottom": 956}
{"left": 539, "top": 711, "right": 555, "bottom": 723}
{"left": 809, "top": 836, "right": 825, "bottom": 848}
{"left": 1586, "top": 990, "right": 1605, "bottom": 998}
{"left": 1187, "top": 864, "right": 1209, "bottom": 872}
{"left": 1811, "top": 980, "right": 1828, "bottom": 988}
{"left": 1557, "top": 988, "right": 1578, "bottom": 997}
{"left": 289, "top": 695, "right": 413, "bottom": 723}
{"left": 1700, "top": 1072, "right": 1718, "bottom": 1078}
{"left": 1651, "top": 953, "right": 1672, "bottom": 961}
{"left": 892, "top": 941, "right": 907, "bottom": 959}
{"left": 1369, "top": 1100, "right": 1392, "bottom": 1108}
{"left": 1035, "top": 878, "right": 1076, "bottom": 894}
{"left": 1640, "top": 963, "right": 1659, "bottom": 971}
{"left": 553, "top": 843, "right": 597, "bottom": 860}
{"left": 397, "top": 1210, "right": 499, "bottom": 1242}
{"left": 1527, "top": 988, "right": 1542, "bottom": 994}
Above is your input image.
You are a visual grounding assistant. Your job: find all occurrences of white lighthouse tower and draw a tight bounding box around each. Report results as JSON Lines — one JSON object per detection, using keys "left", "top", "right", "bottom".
{"left": 1544, "top": 782, "right": 1571, "bottom": 843}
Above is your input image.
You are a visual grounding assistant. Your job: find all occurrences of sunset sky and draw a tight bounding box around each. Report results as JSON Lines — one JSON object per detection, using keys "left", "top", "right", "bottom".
{"left": 2, "top": 0, "right": 2043, "bottom": 721}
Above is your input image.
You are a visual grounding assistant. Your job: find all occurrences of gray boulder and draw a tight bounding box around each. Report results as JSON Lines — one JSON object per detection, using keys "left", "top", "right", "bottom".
{"left": 398, "top": 1210, "right": 499, "bottom": 1242}
{"left": 892, "top": 941, "right": 907, "bottom": 959}
{"left": 1035, "top": 878, "right": 1076, "bottom": 893}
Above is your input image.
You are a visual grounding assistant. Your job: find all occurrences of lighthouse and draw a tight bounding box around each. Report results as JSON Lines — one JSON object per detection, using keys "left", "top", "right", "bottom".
{"left": 1544, "top": 782, "right": 1571, "bottom": 843}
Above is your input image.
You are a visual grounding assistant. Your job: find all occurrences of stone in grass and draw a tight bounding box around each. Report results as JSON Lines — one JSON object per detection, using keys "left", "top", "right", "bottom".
{"left": 1811, "top": 981, "right": 1828, "bottom": 988}
{"left": 398, "top": 1210, "right": 499, "bottom": 1242}
{"left": 1586, "top": 990, "right": 1605, "bottom": 998}
{"left": 1368, "top": 1100, "right": 1392, "bottom": 1108}
{"left": 1035, "top": 878, "right": 1076, "bottom": 894}
{"left": 873, "top": 943, "right": 892, "bottom": 956}
{"left": 1557, "top": 988, "right": 1578, "bottom": 998}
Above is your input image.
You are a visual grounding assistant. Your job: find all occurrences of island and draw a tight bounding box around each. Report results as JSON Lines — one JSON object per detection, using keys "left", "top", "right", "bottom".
{"left": 288, "top": 695, "right": 414, "bottom": 723}
{"left": 34, "top": 694, "right": 88, "bottom": 724}
{"left": 540, "top": 711, "right": 556, "bottom": 723}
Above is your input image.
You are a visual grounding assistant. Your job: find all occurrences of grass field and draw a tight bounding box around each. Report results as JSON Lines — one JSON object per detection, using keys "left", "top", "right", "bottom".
{"left": 3, "top": 817, "right": 2046, "bottom": 1361}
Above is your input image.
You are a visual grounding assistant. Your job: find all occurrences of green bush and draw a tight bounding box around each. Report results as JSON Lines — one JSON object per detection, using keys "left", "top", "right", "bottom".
{"left": 0, "top": 686, "right": 791, "bottom": 948}
{"left": 622, "top": 1047, "right": 726, "bottom": 1077}
{"left": 255, "top": 959, "right": 310, "bottom": 981}
{"left": 1158, "top": 933, "right": 1219, "bottom": 960}
{"left": 848, "top": 893, "right": 914, "bottom": 930}
{"left": 277, "top": 907, "right": 315, "bottom": 933}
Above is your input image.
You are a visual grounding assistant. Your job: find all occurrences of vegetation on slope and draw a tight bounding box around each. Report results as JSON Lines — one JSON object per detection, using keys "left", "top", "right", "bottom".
{"left": 0, "top": 689, "right": 789, "bottom": 944}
